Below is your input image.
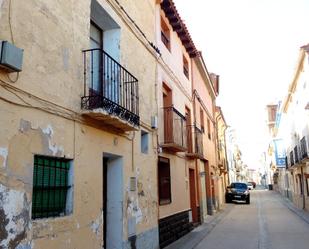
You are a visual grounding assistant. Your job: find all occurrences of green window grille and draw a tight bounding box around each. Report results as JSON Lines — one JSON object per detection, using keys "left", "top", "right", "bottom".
{"left": 32, "top": 155, "right": 71, "bottom": 219}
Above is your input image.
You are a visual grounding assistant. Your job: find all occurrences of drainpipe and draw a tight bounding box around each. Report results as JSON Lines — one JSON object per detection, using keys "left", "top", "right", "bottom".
{"left": 223, "top": 125, "right": 230, "bottom": 185}
{"left": 301, "top": 166, "right": 306, "bottom": 210}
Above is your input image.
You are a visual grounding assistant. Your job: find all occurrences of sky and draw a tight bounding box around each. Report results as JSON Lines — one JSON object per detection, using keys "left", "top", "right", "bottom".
{"left": 174, "top": 0, "right": 309, "bottom": 168}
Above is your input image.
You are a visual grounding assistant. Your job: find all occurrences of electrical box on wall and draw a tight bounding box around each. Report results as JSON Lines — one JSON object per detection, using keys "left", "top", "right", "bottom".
{"left": 129, "top": 177, "right": 137, "bottom": 191}
{"left": 151, "top": 115, "right": 158, "bottom": 129}
{"left": 0, "top": 41, "right": 24, "bottom": 72}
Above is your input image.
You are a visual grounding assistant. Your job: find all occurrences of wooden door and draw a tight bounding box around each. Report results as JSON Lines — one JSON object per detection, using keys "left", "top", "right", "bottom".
{"left": 189, "top": 169, "right": 198, "bottom": 223}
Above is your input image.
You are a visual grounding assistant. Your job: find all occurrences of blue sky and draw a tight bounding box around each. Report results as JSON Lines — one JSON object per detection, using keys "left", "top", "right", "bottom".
{"left": 174, "top": 0, "right": 309, "bottom": 168}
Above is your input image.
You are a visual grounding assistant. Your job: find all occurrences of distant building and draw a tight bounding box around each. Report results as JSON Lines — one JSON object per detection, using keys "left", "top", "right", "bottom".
{"left": 270, "top": 44, "right": 309, "bottom": 211}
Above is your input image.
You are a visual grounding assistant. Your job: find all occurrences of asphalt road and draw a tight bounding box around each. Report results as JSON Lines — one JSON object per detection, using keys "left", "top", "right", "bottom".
{"left": 194, "top": 189, "right": 309, "bottom": 249}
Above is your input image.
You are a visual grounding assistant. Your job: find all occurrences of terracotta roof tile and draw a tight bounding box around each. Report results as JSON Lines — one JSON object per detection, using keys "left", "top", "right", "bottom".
{"left": 161, "top": 0, "right": 198, "bottom": 57}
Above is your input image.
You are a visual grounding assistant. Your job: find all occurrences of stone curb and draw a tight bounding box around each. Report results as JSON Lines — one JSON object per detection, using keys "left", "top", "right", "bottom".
{"left": 164, "top": 205, "right": 234, "bottom": 249}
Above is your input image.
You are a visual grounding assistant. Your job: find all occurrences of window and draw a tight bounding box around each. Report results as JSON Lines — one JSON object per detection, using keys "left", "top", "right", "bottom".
{"left": 269, "top": 107, "right": 277, "bottom": 122}
{"left": 158, "top": 157, "right": 171, "bottom": 205}
{"left": 207, "top": 119, "right": 211, "bottom": 140}
{"left": 161, "top": 16, "right": 170, "bottom": 50}
{"left": 231, "top": 183, "right": 247, "bottom": 189}
{"left": 141, "top": 130, "right": 149, "bottom": 154}
{"left": 200, "top": 108, "right": 204, "bottom": 133}
{"left": 90, "top": 22, "right": 103, "bottom": 96}
{"left": 183, "top": 55, "right": 189, "bottom": 79}
{"left": 32, "top": 155, "right": 73, "bottom": 219}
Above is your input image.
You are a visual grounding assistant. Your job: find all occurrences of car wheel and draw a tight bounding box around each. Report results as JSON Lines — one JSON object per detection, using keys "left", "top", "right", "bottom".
{"left": 246, "top": 196, "right": 250, "bottom": 204}
{"left": 225, "top": 196, "right": 230, "bottom": 203}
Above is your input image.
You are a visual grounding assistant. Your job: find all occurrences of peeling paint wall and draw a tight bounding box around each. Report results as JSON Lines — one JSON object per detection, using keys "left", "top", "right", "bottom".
{"left": 0, "top": 0, "right": 158, "bottom": 248}
{"left": 0, "top": 184, "right": 30, "bottom": 249}
{"left": 0, "top": 147, "right": 8, "bottom": 168}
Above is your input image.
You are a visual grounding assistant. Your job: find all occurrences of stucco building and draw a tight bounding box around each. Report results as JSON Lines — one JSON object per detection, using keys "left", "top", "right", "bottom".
{"left": 215, "top": 106, "right": 229, "bottom": 208}
{"left": 0, "top": 0, "right": 159, "bottom": 248}
{"left": 273, "top": 44, "right": 309, "bottom": 211}
{"left": 0, "top": 0, "right": 226, "bottom": 248}
{"left": 155, "top": 1, "right": 196, "bottom": 247}
{"left": 155, "top": 0, "right": 221, "bottom": 247}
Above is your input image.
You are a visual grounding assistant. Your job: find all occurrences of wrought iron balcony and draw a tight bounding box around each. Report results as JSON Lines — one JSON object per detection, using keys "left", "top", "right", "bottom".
{"left": 81, "top": 48, "right": 139, "bottom": 131}
{"left": 300, "top": 136, "right": 308, "bottom": 160}
{"left": 186, "top": 125, "right": 204, "bottom": 159}
{"left": 161, "top": 106, "right": 187, "bottom": 152}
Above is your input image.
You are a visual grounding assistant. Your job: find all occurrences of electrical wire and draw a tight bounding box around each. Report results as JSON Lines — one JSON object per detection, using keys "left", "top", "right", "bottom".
{"left": 0, "top": 78, "right": 135, "bottom": 140}
{"left": 107, "top": 0, "right": 192, "bottom": 101}
{"left": 6, "top": 72, "right": 19, "bottom": 83}
{"left": 1, "top": 0, "right": 194, "bottom": 140}
{"left": 8, "top": 0, "right": 15, "bottom": 44}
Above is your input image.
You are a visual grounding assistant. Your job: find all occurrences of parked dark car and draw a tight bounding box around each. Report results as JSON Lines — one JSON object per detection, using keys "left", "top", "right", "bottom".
{"left": 225, "top": 182, "right": 250, "bottom": 204}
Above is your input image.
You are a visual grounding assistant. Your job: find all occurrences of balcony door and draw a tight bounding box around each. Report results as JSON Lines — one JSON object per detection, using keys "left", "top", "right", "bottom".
{"left": 163, "top": 84, "right": 173, "bottom": 143}
{"left": 90, "top": 22, "right": 103, "bottom": 97}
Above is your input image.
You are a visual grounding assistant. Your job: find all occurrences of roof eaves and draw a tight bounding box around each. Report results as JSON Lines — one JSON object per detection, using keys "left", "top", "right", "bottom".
{"left": 161, "top": 0, "right": 198, "bottom": 57}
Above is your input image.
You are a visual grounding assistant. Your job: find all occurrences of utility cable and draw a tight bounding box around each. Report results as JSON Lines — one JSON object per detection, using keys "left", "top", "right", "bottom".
{"left": 8, "top": 0, "right": 15, "bottom": 44}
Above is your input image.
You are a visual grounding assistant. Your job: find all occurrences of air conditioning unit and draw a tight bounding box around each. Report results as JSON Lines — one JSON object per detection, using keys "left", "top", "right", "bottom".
{"left": 0, "top": 41, "right": 24, "bottom": 72}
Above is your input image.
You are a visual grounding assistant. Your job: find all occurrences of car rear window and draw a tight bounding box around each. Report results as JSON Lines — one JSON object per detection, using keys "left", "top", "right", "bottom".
{"left": 231, "top": 183, "right": 247, "bottom": 189}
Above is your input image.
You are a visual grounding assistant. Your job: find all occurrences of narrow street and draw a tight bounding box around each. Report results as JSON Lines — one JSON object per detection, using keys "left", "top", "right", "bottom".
{"left": 194, "top": 189, "right": 309, "bottom": 249}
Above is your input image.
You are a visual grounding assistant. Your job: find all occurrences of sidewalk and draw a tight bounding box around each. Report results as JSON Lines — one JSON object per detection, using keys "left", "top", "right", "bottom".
{"left": 164, "top": 205, "right": 234, "bottom": 249}
{"left": 276, "top": 191, "right": 309, "bottom": 225}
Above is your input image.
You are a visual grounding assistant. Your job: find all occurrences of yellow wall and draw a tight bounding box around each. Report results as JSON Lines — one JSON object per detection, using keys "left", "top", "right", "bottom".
{"left": 0, "top": 0, "right": 159, "bottom": 248}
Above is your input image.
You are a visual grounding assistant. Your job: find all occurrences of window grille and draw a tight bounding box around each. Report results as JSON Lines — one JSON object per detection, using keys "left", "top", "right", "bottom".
{"left": 32, "top": 155, "right": 72, "bottom": 219}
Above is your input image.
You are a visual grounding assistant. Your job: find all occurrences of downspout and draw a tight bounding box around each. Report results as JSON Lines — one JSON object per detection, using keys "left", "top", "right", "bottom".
{"left": 191, "top": 57, "right": 200, "bottom": 221}
{"left": 301, "top": 166, "right": 306, "bottom": 209}
{"left": 223, "top": 126, "right": 230, "bottom": 185}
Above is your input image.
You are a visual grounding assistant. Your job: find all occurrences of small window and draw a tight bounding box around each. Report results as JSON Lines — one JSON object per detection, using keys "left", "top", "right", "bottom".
{"left": 200, "top": 108, "right": 204, "bottom": 133}
{"left": 268, "top": 107, "right": 277, "bottom": 122}
{"left": 183, "top": 55, "right": 189, "bottom": 79}
{"left": 141, "top": 130, "right": 149, "bottom": 154}
{"left": 161, "top": 16, "right": 171, "bottom": 51}
{"left": 32, "top": 155, "right": 73, "bottom": 219}
{"left": 207, "top": 119, "right": 211, "bottom": 140}
{"left": 158, "top": 157, "right": 171, "bottom": 205}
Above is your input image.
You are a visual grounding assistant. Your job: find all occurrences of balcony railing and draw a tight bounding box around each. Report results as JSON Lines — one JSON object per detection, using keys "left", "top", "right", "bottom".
{"left": 81, "top": 48, "right": 139, "bottom": 129}
{"left": 162, "top": 106, "right": 187, "bottom": 152}
{"left": 300, "top": 136, "right": 308, "bottom": 160}
{"left": 186, "top": 125, "right": 203, "bottom": 158}
{"left": 294, "top": 146, "right": 299, "bottom": 164}
{"left": 290, "top": 151, "right": 294, "bottom": 167}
